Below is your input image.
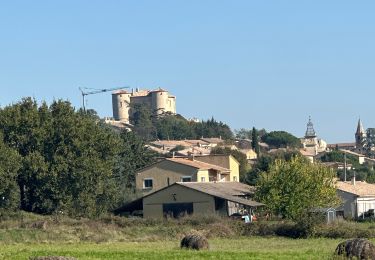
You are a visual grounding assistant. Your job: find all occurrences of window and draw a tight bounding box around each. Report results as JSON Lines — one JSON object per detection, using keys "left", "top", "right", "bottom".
{"left": 143, "top": 179, "right": 153, "bottom": 189}
{"left": 181, "top": 176, "right": 192, "bottom": 182}
{"left": 201, "top": 177, "right": 206, "bottom": 182}
{"left": 233, "top": 176, "right": 237, "bottom": 182}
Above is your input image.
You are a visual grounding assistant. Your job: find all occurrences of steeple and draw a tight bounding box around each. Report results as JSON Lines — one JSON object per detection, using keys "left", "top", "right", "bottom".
{"left": 305, "top": 116, "right": 317, "bottom": 138}
{"left": 355, "top": 118, "right": 366, "bottom": 149}
{"left": 356, "top": 118, "right": 365, "bottom": 136}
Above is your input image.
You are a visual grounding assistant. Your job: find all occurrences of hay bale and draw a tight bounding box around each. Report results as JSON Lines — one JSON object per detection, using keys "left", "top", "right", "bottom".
{"left": 180, "top": 234, "right": 209, "bottom": 250}
{"left": 335, "top": 238, "right": 375, "bottom": 259}
{"left": 29, "top": 257, "right": 77, "bottom": 260}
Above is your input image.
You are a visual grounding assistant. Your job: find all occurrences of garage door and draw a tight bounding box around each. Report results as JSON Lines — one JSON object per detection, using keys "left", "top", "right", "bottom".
{"left": 163, "top": 203, "right": 193, "bottom": 218}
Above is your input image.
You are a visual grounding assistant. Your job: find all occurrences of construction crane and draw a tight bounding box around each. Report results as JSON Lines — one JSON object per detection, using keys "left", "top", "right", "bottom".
{"left": 79, "top": 86, "right": 129, "bottom": 111}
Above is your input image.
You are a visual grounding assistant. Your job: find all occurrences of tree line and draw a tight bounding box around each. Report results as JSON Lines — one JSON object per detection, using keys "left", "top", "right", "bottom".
{"left": 0, "top": 98, "right": 157, "bottom": 217}
{"left": 130, "top": 103, "right": 233, "bottom": 141}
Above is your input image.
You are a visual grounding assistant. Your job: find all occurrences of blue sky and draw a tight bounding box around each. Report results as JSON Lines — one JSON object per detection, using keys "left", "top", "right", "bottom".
{"left": 1, "top": 1, "right": 375, "bottom": 143}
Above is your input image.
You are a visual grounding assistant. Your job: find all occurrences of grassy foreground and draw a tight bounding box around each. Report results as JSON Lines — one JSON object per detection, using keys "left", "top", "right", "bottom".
{"left": 0, "top": 212, "right": 374, "bottom": 259}
{"left": 0, "top": 237, "right": 344, "bottom": 260}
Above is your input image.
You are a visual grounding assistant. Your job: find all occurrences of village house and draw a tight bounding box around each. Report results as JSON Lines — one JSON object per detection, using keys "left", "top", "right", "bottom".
{"left": 336, "top": 178, "right": 375, "bottom": 219}
{"left": 115, "top": 182, "right": 264, "bottom": 219}
{"left": 321, "top": 162, "right": 353, "bottom": 171}
{"left": 239, "top": 149, "right": 258, "bottom": 161}
{"left": 135, "top": 155, "right": 240, "bottom": 195}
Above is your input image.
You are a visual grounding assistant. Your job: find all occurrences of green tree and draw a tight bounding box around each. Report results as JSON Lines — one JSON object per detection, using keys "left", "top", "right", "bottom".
{"left": 193, "top": 117, "right": 233, "bottom": 140}
{"left": 0, "top": 98, "right": 123, "bottom": 217}
{"left": 244, "top": 150, "right": 300, "bottom": 185}
{"left": 113, "top": 130, "right": 158, "bottom": 205}
{"left": 0, "top": 133, "right": 21, "bottom": 210}
{"left": 235, "top": 128, "right": 252, "bottom": 139}
{"left": 320, "top": 150, "right": 358, "bottom": 165}
{"left": 251, "top": 127, "right": 260, "bottom": 155}
{"left": 255, "top": 155, "right": 339, "bottom": 221}
{"left": 130, "top": 103, "right": 155, "bottom": 141}
{"left": 261, "top": 131, "right": 301, "bottom": 149}
{"left": 155, "top": 115, "right": 194, "bottom": 140}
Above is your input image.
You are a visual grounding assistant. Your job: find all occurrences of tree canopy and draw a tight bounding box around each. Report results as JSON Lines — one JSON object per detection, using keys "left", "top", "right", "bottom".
{"left": 0, "top": 97, "right": 157, "bottom": 217}
{"left": 261, "top": 131, "right": 301, "bottom": 149}
{"left": 255, "top": 155, "right": 339, "bottom": 220}
{"left": 130, "top": 104, "right": 234, "bottom": 141}
{"left": 0, "top": 133, "right": 21, "bottom": 210}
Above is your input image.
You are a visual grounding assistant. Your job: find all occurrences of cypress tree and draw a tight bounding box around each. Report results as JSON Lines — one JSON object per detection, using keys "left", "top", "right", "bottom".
{"left": 252, "top": 127, "right": 260, "bottom": 155}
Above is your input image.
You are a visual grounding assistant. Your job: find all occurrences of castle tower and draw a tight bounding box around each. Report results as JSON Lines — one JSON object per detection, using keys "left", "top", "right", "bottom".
{"left": 112, "top": 90, "right": 131, "bottom": 122}
{"left": 150, "top": 88, "right": 176, "bottom": 115}
{"left": 355, "top": 118, "right": 366, "bottom": 151}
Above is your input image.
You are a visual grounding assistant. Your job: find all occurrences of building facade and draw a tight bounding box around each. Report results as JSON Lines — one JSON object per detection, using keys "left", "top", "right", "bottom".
{"left": 337, "top": 179, "right": 375, "bottom": 219}
{"left": 112, "top": 88, "right": 176, "bottom": 123}
{"left": 300, "top": 117, "right": 327, "bottom": 157}
{"left": 115, "top": 182, "right": 264, "bottom": 219}
{"left": 135, "top": 155, "right": 240, "bottom": 195}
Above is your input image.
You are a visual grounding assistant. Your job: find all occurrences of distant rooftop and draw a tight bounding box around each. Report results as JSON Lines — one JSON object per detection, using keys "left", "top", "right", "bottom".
{"left": 337, "top": 181, "right": 375, "bottom": 197}
{"left": 166, "top": 158, "right": 230, "bottom": 173}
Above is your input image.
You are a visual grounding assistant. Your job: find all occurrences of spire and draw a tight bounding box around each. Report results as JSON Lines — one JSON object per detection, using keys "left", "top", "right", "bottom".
{"left": 356, "top": 118, "right": 365, "bottom": 135}
{"left": 305, "top": 116, "right": 316, "bottom": 138}
{"left": 355, "top": 118, "right": 366, "bottom": 149}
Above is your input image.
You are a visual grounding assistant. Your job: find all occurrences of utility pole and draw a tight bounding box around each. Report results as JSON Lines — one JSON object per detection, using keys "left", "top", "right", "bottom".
{"left": 79, "top": 86, "right": 128, "bottom": 111}
{"left": 344, "top": 151, "right": 347, "bottom": 182}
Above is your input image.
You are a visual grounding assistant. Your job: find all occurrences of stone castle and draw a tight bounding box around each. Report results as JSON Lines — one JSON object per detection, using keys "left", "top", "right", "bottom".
{"left": 112, "top": 88, "right": 176, "bottom": 123}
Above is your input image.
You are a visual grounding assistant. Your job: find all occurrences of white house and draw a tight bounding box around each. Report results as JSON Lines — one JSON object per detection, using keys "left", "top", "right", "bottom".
{"left": 336, "top": 178, "right": 375, "bottom": 219}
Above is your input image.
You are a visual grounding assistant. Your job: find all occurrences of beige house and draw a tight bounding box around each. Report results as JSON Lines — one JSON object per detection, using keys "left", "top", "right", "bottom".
{"left": 115, "top": 182, "right": 264, "bottom": 219}
{"left": 337, "top": 179, "right": 375, "bottom": 219}
{"left": 239, "top": 149, "right": 258, "bottom": 160}
{"left": 136, "top": 155, "right": 240, "bottom": 195}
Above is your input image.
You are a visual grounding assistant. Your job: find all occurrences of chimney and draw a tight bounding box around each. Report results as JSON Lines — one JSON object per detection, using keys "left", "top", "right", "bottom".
{"left": 351, "top": 176, "right": 356, "bottom": 186}
{"left": 172, "top": 151, "right": 175, "bottom": 158}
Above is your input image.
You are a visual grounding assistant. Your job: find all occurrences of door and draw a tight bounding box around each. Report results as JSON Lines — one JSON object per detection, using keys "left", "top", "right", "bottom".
{"left": 162, "top": 203, "right": 193, "bottom": 218}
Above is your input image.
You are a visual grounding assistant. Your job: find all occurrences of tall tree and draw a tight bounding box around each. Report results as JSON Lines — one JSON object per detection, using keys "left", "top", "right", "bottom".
{"left": 255, "top": 155, "right": 339, "bottom": 220}
{"left": 0, "top": 133, "right": 21, "bottom": 210}
{"left": 0, "top": 98, "right": 122, "bottom": 217}
{"left": 251, "top": 127, "right": 260, "bottom": 155}
{"left": 113, "top": 130, "right": 158, "bottom": 204}
{"left": 130, "top": 103, "right": 155, "bottom": 141}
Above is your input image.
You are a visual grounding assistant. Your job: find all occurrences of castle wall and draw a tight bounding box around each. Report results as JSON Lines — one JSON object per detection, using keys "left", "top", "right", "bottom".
{"left": 112, "top": 89, "right": 176, "bottom": 123}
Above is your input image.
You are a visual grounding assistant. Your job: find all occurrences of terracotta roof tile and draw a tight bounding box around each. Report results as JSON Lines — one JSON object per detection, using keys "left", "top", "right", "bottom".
{"left": 166, "top": 158, "right": 230, "bottom": 173}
